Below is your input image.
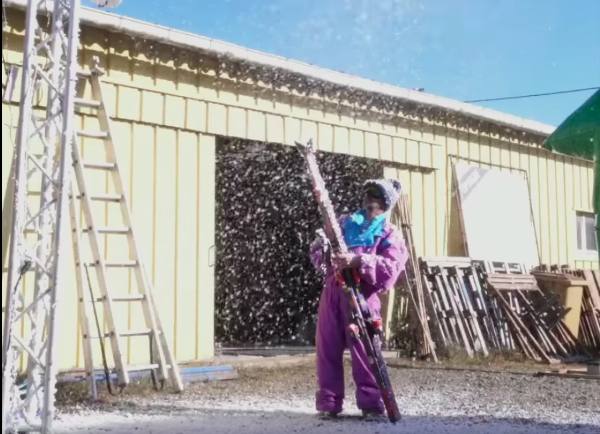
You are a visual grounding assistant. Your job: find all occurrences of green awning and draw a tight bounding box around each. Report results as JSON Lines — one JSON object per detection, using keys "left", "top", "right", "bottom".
{"left": 544, "top": 90, "right": 599, "bottom": 159}
{"left": 544, "top": 90, "right": 599, "bottom": 262}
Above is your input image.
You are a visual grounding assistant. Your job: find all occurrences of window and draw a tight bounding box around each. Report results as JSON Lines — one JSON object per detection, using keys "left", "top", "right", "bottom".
{"left": 576, "top": 211, "right": 597, "bottom": 255}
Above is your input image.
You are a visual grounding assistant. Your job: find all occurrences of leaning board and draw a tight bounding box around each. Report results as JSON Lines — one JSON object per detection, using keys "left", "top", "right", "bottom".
{"left": 453, "top": 162, "right": 539, "bottom": 269}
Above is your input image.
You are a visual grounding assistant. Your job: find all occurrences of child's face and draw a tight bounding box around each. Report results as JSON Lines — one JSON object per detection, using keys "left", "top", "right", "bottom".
{"left": 362, "top": 189, "right": 386, "bottom": 220}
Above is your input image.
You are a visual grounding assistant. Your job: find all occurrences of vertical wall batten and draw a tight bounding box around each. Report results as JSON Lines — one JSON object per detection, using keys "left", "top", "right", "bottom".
{"left": 173, "top": 135, "right": 180, "bottom": 357}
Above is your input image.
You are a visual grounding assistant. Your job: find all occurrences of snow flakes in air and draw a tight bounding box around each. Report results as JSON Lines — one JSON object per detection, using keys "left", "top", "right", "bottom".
{"left": 214, "top": 138, "right": 382, "bottom": 347}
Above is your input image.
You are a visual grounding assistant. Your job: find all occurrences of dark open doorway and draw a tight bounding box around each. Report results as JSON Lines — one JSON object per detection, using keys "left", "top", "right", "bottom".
{"left": 214, "top": 137, "right": 383, "bottom": 348}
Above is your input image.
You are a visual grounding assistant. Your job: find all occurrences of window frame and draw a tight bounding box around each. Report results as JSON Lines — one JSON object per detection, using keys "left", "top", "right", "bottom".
{"left": 575, "top": 210, "right": 598, "bottom": 259}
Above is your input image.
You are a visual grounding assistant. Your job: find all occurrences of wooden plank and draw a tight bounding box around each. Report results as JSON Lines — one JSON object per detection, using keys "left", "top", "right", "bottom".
{"left": 583, "top": 270, "right": 600, "bottom": 310}
{"left": 437, "top": 268, "right": 474, "bottom": 357}
{"left": 489, "top": 286, "right": 548, "bottom": 362}
{"left": 449, "top": 268, "right": 489, "bottom": 356}
{"left": 532, "top": 271, "right": 587, "bottom": 286}
{"left": 395, "top": 194, "right": 438, "bottom": 361}
{"left": 420, "top": 256, "right": 472, "bottom": 269}
{"left": 534, "top": 371, "right": 600, "bottom": 380}
{"left": 486, "top": 274, "right": 539, "bottom": 292}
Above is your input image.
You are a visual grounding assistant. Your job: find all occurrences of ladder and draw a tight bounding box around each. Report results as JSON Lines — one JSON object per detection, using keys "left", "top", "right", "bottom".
{"left": 68, "top": 59, "right": 183, "bottom": 397}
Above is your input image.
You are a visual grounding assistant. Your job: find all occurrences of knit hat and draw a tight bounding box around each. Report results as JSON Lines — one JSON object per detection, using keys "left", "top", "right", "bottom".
{"left": 363, "top": 179, "right": 402, "bottom": 211}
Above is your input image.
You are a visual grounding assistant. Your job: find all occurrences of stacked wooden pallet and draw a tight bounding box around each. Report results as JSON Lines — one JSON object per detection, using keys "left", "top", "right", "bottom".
{"left": 533, "top": 266, "right": 600, "bottom": 352}
{"left": 419, "top": 257, "right": 492, "bottom": 358}
{"left": 578, "top": 270, "right": 600, "bottom": 350}
{"left": 418, "top": 257, "right": 581, "bottom": 363}
{"left": 483, "top": 270, "right": 578, "bottom": 363}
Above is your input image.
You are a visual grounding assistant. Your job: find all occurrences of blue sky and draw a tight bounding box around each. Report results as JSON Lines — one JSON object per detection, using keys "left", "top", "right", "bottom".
{"left": 91, "top": 0, "right": 600, "bottom": 126}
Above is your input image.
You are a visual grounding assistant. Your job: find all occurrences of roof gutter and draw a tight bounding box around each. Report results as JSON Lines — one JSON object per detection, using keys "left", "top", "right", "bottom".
{"left": 5, "top": 0, "right": 555, "bottom": 137}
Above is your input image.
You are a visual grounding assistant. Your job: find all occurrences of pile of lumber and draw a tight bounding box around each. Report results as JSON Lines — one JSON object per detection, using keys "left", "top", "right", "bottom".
{"left": 417, "top": 257, "right": 581, "bottom": 363}
{"left": 484, "top": 270, "right": 578, "bottom": 363}
{"left": 533, "top": 266, "right": 600, "bottom": 352}
{"left": 396, "top": 195, "right": 438, "bottom": 361}
{"left": 578, "top": 270, "right": 600, "bottom": 350}
{"left": 419, "top": 257, "right": 492, "bottom": 358}
{"left": 534, "top": 366, "right": 600, "bottom": 380}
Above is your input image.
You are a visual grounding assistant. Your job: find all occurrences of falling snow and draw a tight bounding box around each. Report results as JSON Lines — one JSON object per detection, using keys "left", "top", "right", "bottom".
{"left": 215, "top": 138, "right": 382, "bottom": 346}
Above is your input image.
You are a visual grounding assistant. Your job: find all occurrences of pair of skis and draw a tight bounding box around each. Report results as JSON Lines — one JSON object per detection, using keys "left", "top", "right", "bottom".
{"left": 296, "top": 140, "right": 401, "bottom": 423}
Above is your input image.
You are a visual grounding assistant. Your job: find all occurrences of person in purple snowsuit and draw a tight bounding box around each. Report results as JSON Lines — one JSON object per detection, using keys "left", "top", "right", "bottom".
{"left": 309, "top": 179, "right": 409, "bottom": 419}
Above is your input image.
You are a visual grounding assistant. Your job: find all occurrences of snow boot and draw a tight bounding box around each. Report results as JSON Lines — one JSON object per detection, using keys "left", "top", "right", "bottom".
{"left": 361, "top": 410, "right": 387, "bottom": 422}
{"left": 317, "top": 411, "right": 339, "bottom": 420}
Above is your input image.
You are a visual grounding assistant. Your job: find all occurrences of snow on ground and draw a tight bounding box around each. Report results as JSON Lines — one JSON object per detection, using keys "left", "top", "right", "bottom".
{"left": 54, "top": 360, "right": 600, "bottom": 433}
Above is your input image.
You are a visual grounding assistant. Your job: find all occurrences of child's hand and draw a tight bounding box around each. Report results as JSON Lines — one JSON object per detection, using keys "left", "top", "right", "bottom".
{"left": 332, "top": 253, "right": 360, "bottom": 270}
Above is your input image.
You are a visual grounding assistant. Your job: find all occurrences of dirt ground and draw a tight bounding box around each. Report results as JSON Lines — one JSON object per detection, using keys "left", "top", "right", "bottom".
{"left": 54, "top": 359, "right": 600, "bottom": 433}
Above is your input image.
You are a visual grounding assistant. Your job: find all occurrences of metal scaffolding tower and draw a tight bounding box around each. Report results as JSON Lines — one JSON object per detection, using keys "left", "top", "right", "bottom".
{"left": 2, "top": 0, "right": 81, "bottom": 432}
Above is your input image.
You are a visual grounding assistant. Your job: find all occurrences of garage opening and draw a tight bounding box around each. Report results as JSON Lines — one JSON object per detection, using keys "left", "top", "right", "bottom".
{"left": 215, "top": 137, "right": 383, "bottom": 349}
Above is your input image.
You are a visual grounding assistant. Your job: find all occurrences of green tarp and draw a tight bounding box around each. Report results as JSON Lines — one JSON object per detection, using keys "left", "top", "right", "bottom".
{"left": 544, "top": 89, "right": 600, "bottom": 262}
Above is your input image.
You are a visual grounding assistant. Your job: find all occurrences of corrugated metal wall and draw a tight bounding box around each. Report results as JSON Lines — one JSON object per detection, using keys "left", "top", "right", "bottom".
{"left": 2, "top": 8, "right": 597, "bottom": 369}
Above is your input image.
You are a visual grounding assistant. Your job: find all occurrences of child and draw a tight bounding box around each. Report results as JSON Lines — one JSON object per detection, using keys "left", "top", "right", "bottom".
{"left": 309, "top": 179, "right": 408, "bottom": 419}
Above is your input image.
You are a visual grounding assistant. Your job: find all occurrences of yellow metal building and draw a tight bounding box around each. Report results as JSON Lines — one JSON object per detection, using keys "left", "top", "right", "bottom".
{"left": 2, "top": 3, "right": 597, "bottom": 370}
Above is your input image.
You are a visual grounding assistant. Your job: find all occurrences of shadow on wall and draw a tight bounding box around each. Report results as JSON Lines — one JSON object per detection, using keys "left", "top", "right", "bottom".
{"left": 215, "top": 137, "right": 383, "bottom": 346}
{"left": 448, "top": 165, "right": 467, "bottom": 257}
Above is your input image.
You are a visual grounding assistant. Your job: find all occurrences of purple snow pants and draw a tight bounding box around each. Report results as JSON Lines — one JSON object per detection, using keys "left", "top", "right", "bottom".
{"left": 315, "top": 274, "right": 384, "bottom": 414}
{"left": 310, "top": 223, "right": 407, "bottom": 414}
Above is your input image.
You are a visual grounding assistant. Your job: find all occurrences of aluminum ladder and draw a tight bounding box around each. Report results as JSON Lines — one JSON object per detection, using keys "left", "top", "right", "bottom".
{"left": 68, "top": 59, "right": 183, "bottom": 397}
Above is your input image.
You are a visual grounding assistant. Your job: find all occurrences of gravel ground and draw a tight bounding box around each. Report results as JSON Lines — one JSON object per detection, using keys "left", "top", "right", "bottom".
{"left": 54, "top": 360, "right": 600, "bottom": 433}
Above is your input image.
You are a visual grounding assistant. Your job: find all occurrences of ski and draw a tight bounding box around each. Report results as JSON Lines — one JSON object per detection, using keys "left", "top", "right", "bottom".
{"left": 296, "top": 139, "right": 401, "bottom": 423}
